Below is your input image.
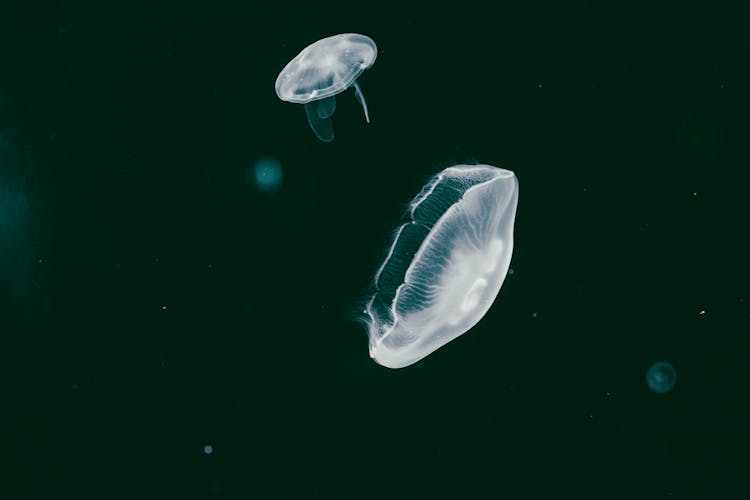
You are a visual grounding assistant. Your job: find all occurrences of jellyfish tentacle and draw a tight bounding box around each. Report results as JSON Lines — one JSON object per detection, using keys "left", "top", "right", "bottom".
{"left": 352, "top": 81, "right": 370, "bottom": 123}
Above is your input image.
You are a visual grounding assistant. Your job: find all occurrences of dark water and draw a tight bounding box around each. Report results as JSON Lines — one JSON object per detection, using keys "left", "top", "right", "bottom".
{"left": 1, "top": 1, "right": 748, "bottom": 498}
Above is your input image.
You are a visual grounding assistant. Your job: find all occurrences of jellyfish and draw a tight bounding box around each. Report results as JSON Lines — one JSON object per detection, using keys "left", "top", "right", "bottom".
{"left": 363, "top": 164, "right": 519, "bottom": 369}
{"left": 275, "top": 33, "right": 377, "bottom": 142}
{"left": 646, "top": 361, "right": 677, "bottom": 394}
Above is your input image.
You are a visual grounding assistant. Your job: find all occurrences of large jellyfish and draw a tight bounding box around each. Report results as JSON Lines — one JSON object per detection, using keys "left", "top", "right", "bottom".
{"left": 364, "top": 164, "right": 519, "bottom": 369}
{"left": 275, "top": 33, "right": 377, "bottom": 142}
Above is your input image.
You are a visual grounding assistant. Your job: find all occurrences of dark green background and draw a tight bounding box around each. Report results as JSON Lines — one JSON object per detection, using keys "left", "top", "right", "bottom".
{"left": 1, "top": 1, "right": 748, "bottom": 498}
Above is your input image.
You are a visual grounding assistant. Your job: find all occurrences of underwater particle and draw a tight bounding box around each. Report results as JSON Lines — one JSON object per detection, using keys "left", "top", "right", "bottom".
{"left": 252, "top": 156, "right": 283, "bottom": 193}
{"left": 203, "top": 444, "right": 213, "bottom": 455}
{"left": 647, "top": 361, "right": 677, "bottom": 394}
{"left": 364, "top": 164, "right": 519, "bottom": 369}
{"left": 275, "top": 33, "right": 377, "bottom": 142}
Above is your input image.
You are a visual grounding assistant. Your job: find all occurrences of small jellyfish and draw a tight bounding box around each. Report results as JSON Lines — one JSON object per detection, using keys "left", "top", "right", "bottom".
{"left": 363, "top": 164, "right": 519, "bottom": 369}
{"left": 275, "top": 33, "right": 377, "bottom": 142}
{"left": 647, "top": 361, "right": 677, "bottom": 394}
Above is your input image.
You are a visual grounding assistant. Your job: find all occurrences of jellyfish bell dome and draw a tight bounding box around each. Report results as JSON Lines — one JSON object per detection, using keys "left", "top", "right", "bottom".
{"left": 274, "top": 33, "right": 377, "bottom": 103}
{"left": 364, "top": 164, "right": 519, "bottom": 369}
{"left": 274, "top": 33, "right": 377, "bottom": 142}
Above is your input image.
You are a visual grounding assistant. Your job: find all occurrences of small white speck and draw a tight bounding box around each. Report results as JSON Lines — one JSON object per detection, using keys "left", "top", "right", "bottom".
{"left": 531, "top": 312, "right": 538, "bottom": 319}
{"left": 162, "top": 305, "right": 167, "bottom": 310}
{"left": 508, "top": 268, "right": 515, "bottom": 275}
{"left": 203, "top": 444, "right": 213, "bottom": 455}
{"left": 699, "top": 309, "right": 706, "bottom": 315}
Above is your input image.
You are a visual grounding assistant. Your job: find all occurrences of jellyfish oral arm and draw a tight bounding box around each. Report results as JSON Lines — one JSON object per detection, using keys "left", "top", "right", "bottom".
{"left": 304, "top": 101, "right": 334, "bottom": 142}
{"left": 352, "top": 81, "right": 370, "bottom": 123}
{"left": 316, "top": 95, "right": 336, "bottom": 119}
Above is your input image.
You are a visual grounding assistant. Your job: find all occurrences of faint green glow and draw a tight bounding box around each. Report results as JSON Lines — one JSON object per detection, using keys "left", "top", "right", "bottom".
{"left": 252, "top": 157, "right": 282, "bottom": 193}
{"left": 0, "top": 170, "right": 33, "bottom": 300}
{"left": 0, "top": 184, "right": 29, "bottom": 232}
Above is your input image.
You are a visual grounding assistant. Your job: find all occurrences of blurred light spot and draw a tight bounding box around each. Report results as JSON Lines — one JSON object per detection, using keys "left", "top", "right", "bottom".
{"left": 647, "top": 361, "right": 677, "bottom": 394}
{"left": 252, "top": 156, "right": 283, "bottom": 193}
{"left": 203, "top": 444, "right": 213, "bottom": 455}
{"left": 57, "top": 21, "right": 73, "bottom": 35}
{"left": 0, "top": 177, "right": 33, "bottom": 300}
{"left": 0, "top": 185, "right": 29, "bottom": 232}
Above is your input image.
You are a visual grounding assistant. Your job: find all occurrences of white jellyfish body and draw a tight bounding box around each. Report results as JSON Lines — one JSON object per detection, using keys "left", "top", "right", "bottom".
{"left": 364, "top": 164, "right": 519, "bottom": 369}
{"left": 275, "top": 33, "right": 377, "bottom": 142}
